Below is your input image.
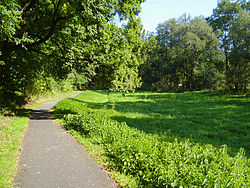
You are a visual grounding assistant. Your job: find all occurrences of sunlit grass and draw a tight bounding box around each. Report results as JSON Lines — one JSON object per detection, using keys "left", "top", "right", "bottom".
{"left": 55, "top": 90, "right": 249, "bottom": 155}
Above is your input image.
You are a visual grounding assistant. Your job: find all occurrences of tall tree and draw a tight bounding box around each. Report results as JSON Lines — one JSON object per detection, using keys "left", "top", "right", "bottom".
{"left": 207, "top": 0, "right": 241, "bottom": 71}
{"left": 228, "top": 9, "right": 250, "bottom": 92}
{"left": 207, "top": 0, "right": 249, "bottom": 93}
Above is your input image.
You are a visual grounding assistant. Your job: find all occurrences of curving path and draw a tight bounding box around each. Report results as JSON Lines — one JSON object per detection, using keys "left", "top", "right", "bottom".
{"left": 14, "top": 92, "right": 116, "bottom": 188}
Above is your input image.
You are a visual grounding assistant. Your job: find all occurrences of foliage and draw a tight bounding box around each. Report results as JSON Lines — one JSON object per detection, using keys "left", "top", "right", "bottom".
{"left": 227, "top": 9, "right": 250, "bottom": 93}
{"left": 111, "top": 64, "right": 142, "bottom": 94}
{"left": 0, "top": 0, "right": 145, "bottom": 107}
{"left": 53, "top": 90, "right": 250, "bottom": 187}
{"left": 140, "top": 15, "right": 223, "bottom": 92}
{"left": 207, "top": 0, "right": 249, "bottom": 93}
{"left": 140, "top": 0, "right": 249, "bottom": 94}
{"left": 90, "top": 20, "right": 144, "bottom": 93}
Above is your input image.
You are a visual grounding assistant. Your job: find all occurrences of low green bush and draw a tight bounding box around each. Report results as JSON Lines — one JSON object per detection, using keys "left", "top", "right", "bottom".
{"left": 63, "top": 112, "right": 249, "bottom": 187}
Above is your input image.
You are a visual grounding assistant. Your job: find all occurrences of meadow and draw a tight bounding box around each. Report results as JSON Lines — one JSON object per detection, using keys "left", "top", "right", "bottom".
{"left": 53, "top": 90, "right": 249, "bottom": 187}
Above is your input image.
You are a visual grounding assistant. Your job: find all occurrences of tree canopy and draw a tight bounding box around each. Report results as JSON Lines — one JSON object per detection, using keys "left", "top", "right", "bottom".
{"left": 140, "top": 15, "right": 222, "bottom": 92}
{"left": 0, "top": 0, "right": 145, "bottom": 106}
{"left": 207, "top": 0, "right": 249, "bottom": 93}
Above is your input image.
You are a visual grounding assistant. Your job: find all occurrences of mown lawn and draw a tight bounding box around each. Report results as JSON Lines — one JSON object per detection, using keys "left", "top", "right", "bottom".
{"left": 53, "top": 90, "right": 249, "bottom": 187}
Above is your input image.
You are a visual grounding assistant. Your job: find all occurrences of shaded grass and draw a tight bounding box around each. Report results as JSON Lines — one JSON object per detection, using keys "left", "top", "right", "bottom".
{"left": 0, "top": 90, "right": 80, "bottom": 188}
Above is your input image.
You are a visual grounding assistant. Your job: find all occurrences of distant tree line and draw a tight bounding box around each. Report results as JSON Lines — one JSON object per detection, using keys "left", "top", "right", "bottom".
{"left": 140, "top": 0, "right": 249, "bottom": 93}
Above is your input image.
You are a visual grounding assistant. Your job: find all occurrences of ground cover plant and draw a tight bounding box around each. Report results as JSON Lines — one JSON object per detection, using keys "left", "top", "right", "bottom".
{"left": 0, "top": 90, "right": 79, "bottom": 188}
{"left": 53, "top": 90, "right": 250, "bottom": 187}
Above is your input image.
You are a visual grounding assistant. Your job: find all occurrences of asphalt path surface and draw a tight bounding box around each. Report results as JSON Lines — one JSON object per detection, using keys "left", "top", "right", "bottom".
{"left": 14, "top": 92, "right": 116, "bottom": 188}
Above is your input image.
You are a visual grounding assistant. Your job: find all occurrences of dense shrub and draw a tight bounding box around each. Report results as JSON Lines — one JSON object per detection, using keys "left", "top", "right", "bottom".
{"left": 64, "top": 113, "right": 249, "bottom": 187}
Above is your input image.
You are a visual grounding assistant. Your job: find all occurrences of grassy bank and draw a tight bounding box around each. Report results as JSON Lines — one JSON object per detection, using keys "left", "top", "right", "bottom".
{"left": 0, "top": 90, "right": 80, "bottom": 188}
{"left": 53, "top": 90, "right": 249, "bottom": 187}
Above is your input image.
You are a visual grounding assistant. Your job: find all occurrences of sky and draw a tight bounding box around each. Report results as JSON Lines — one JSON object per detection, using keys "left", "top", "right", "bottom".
{"left": 139, "top": 0, "right": 218, "bottom": 32}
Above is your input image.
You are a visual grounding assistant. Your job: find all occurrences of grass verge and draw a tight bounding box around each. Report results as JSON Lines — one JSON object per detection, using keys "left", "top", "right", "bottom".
{"left": 0, "top": 90, "right": 80, "bottom": 188}
{"left": 53, "top": 90, "right": 249, "bottom": 187}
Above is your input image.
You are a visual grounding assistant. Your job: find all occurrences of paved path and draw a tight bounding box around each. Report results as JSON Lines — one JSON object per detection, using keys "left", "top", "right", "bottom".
{"left": 14, "top": 93, "right": 116, "bottom": 188}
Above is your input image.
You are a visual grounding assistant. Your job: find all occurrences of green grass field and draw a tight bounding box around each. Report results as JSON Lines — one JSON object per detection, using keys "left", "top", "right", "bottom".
{"left": 53, "top": 90, "right": 250, "bottom": 187}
